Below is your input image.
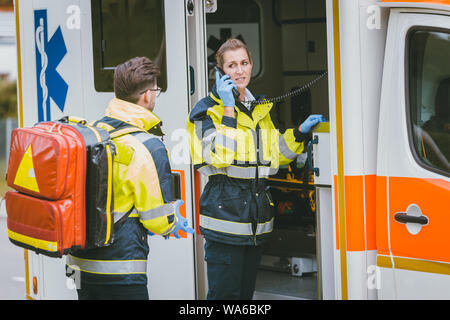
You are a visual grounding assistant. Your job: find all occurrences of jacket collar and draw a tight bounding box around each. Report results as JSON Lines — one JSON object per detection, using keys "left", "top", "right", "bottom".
{"left": 210, "top": 85, "right": 273, "bottom": 128}
{"left": 105, "top": 98, "right": 162, "bottom": 132}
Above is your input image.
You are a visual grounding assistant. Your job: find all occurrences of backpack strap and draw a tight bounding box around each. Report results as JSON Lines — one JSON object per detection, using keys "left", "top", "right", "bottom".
{"left": 108, "top": 126, "right": 146, "bottom": 139}
{"left": 58, "top": 116, "right": 88, "bottom": 125}
{"left": 93, "top": 120, "right": 146, "bottom": 139}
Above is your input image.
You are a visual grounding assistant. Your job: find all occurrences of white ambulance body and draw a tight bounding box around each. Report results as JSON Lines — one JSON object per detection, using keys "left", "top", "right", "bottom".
{"left": 12, "top": 0, "right": 449, "bottom": 300}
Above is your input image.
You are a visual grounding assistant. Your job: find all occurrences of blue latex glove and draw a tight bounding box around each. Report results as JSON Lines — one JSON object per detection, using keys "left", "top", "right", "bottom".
{"left": 165, "top": 200, "right": 195, "bottom": 239}
{"left": 216, "top": 71, "right": 237, "bottom": 107}
{"left": 300, "top": 115, "right": 326, "bottom": 133}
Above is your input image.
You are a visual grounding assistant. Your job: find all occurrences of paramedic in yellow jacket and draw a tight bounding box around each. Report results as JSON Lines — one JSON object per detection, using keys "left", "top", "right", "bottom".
{"left": 187, "top": 39, "right": 325, "bottom": 300}
{"left": 66, "top": 57, "right": 194, "bottom": 300}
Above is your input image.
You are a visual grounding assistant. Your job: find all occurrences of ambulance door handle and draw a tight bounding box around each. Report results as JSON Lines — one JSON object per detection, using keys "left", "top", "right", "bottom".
{"left": 307, "top": 135, "right": 319, "bottom": 176}
{"left": 172, "top": 172, "right": 182, "bottom": 200}
{"left": 393, "top": 204, "right": 429, "bottom": 235}
{"left": 394, "top": 213, "right": 428, "bottom": 225}
{"left": 189, "top": 66, "right": 195, "bottom": 95}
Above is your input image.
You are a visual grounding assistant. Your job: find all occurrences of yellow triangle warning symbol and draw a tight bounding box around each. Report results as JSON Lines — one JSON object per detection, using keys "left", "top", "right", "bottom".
{"left": 13, "top": 145, "right": 40, "bottom": 193}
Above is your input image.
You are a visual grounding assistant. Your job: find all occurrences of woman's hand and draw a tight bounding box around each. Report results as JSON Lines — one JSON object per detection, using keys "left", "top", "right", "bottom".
{"left": 300, "top": 115, "right": 326, "bottom": 133}
{"left": 216, "top": 71, "right": 237, "bottom": 107}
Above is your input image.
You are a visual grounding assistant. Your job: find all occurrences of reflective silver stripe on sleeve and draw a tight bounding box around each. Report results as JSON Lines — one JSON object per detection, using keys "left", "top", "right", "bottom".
{"left": 138, "top": 203, "right": 174, "bottom": 221}
{"left": 159, "top": 214, "right": 178, "bottom": 237}
{"left": 194, "top": 121, "right": 204, "bottom": 140}
{"left": 200, "top": 215, "right": 253, "bottom": 236}
{"left": 66, "top": 255, "right": 147, "bottom": 275}
{"left": 202, "top": 132, "right": 216, "bottom": 164}
{"left": 278, "top": 135, "right": 300, "bottom": 160}
{"left": 256, "top": 218, "right": 274, "bottom": 235}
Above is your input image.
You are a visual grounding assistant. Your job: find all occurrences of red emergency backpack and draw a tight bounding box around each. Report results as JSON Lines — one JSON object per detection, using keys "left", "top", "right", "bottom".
{"left": 4, "top": 117, "right": 141, "bottom": 257}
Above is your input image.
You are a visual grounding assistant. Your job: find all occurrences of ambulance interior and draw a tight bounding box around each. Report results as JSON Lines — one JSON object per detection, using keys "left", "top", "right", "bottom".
{"left": 206, "top": 0, "right": 329, "bottom": 299}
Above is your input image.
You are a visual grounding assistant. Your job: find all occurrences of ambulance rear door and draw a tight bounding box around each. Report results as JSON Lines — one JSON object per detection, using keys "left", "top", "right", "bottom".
{"left": 16, "top": 0, "right": 197, "bottom": 299}
{"left": 83, "top": 0, "right": 198, "bottom": 299}
{"left": 377, "top": 8, "right": 450, "bottom": 299}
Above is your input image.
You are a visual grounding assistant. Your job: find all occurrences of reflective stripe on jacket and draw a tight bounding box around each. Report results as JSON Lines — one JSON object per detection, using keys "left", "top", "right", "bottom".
{"left": 66, "top": 98, "right": 176, "bottom": 285}
{"left": 187, "top": 86, "right": 309, "bottom": 246}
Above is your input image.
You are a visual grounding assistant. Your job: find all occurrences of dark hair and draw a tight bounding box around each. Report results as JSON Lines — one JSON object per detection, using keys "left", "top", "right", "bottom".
{"left": 114, "top": 57, "right": 160, "bottom": 103}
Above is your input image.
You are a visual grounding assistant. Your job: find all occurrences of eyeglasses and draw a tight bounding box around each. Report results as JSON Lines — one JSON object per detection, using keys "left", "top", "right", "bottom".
{"left": 140, "top": 87, "right": 162, "bottom": 97}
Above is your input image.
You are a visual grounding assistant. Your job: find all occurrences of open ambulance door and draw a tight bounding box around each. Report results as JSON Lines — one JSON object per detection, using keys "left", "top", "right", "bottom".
{"left": 377, "top": 8, "right": 450, "bottom": 299}
{"left": 138, "top": 0, "right": 197, "bottom": 300}
{"left": 200, "top": 0, "right": 332, "bottom": 300}
{"left": 185, "top": 0, "right": 210, "bottom": 300}
{"left": 16, "top": 0, "right": 197, "bottom": 299}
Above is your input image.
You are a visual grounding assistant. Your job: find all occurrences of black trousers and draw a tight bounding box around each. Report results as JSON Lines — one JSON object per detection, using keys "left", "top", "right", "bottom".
{"left": 205, "top": 239, "right": 262, "bottom": 300}
{"left": 77, "top": 284, "right": 149, "bottom": 300}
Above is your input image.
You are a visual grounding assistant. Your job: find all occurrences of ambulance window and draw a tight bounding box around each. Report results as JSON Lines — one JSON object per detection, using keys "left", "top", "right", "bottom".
{"left": 206, "top": 0, "right": 261, "bottom": 87}
{"left": 407, "top": 28, "right": 450, "bottom": 176}
{"left": 91, "top": 0, "right": 167, "bottom": 92}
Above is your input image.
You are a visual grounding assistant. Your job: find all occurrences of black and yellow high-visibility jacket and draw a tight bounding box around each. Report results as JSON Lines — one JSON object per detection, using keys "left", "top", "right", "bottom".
{"left": 66, "top": 98, "right": 177, "bottom": 285}
{"left": 187, "top": 86, "right": 310, "bottom": 246}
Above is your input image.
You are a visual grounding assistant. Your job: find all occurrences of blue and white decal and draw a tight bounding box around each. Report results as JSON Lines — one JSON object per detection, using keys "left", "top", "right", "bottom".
{"left": 34, "top": 9, "right": 68, "bottom": 122}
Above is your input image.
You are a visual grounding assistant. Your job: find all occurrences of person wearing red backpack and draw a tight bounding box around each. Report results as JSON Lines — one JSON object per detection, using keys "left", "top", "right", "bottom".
{"left": 66, "top": 57, "right": 193, "bottom": 300}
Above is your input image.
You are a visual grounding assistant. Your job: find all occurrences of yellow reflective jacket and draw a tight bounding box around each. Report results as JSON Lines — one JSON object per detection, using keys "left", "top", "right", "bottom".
{"left": 187, "top": 87, "right": 308, "bottom": 179}
{"left": 187, "top": 87, "right": 309, "bottom": 245}
{"left": 97, "top": 98, "right": 178, "bottom": 236}
{"left": 66, "top": 98, "right": 177, "bottom": 285}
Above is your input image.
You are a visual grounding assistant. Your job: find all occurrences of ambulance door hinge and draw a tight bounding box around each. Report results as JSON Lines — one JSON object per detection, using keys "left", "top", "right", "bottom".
{"left": 205, "top": 0, "right": 217, "bottom": 13}
{"left": 187, "top": 0, "right": 194, "bottom": 16}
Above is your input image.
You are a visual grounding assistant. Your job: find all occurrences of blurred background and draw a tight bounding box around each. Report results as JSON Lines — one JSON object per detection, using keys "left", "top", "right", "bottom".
{"left": 0, "top": 0, "right": 24, "bottom": 300}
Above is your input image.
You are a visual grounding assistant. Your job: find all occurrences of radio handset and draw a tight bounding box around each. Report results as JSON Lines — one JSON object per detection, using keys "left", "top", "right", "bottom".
{"left": 214, "top": 66, "right": 240, "bottom": 101}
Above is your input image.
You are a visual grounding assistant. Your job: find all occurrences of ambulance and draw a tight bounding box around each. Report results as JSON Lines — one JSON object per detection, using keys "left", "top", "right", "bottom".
{"left": 11, "top": 0, "right": 450, "bottom": 300}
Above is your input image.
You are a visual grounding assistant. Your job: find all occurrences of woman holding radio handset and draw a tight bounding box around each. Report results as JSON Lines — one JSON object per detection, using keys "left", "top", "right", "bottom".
{"left": 187, "top": 38, "right": 325, "bottom": 300}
